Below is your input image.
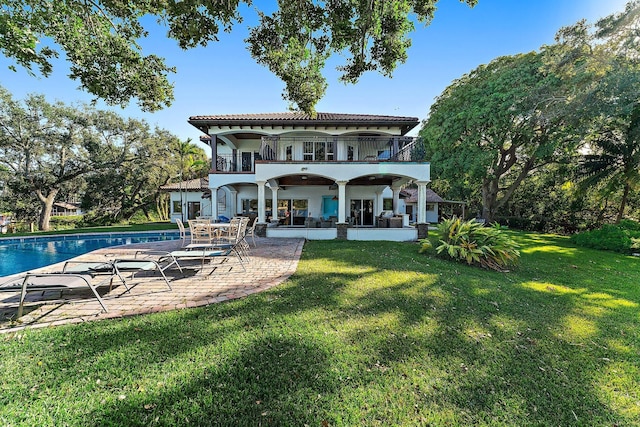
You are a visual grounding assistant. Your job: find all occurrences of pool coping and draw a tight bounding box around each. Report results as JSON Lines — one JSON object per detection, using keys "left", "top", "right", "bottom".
{"left": 0, "top": 229, "right": 182, "bottom": 245}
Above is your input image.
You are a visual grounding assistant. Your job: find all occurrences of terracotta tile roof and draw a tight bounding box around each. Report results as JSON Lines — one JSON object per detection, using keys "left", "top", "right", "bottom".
{"left": 53, "top": 202, "right": 81, "bottom": 210}
{"left": 400, "top": 188, "right": 445, "bottom": 203}
{"left": 189, "top": 112, "right": 419, "bottom": 135}
{"left": 160, "top": 177, "right": 209, "bottom": 191}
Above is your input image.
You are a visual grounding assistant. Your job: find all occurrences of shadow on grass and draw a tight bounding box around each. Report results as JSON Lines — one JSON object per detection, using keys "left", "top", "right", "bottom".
{"left": 1, "top": 235, "right": 638, "bottom": 425}
{"left": 83, "top": 335, "right": 337, "bottom": 426}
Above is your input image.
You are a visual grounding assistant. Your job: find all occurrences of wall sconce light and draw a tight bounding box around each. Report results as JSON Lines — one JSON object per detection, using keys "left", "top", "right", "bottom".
{"left": 300, "top": 167, "right": 308, "bottom": 171}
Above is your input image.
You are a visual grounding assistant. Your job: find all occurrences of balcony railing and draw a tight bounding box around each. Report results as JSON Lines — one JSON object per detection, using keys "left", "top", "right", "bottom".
{"left": 212, "top": 136, "right": 426, "bottom": 173}
{"left": 259, "top": 136, "right": 424, "bottom": 162}
{"left": 214, "top": 153, "right": 256, "bottom": 173}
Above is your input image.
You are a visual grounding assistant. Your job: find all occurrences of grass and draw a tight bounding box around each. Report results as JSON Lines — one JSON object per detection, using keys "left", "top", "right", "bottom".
{"left": 1, "top": 231, "right": 639, "bottom": 426}
{"left": 1, "top": 222, "right": 177, "bottom": 238}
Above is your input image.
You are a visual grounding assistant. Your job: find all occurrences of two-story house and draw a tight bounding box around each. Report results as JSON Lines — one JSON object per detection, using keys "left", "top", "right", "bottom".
{"left": 187, "top": 112, "right": 431, "bottom": 241}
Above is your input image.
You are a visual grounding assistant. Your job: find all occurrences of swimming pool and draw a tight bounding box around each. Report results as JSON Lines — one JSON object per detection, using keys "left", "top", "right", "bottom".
{"left": 0, "top": 231, "right": 180, "bottom": 277}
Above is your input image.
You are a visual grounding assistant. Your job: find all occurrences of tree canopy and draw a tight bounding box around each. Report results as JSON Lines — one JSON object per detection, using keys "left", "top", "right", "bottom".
{"left": 0, "top": 0, "right": 477, "bottom": 114}
{"left": 419, "top": 52, "right": 574, "bottom": 222}
{"left": 421, "top": 1, "right": 640, "bottom": 225}
{"left": 0, "top": 87, "right": 208, "bottom": 230}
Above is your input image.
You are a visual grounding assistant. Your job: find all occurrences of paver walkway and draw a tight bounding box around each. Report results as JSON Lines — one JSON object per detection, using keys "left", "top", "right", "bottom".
{"left": 0, "top": 237, "right": 304, "bottom": 333}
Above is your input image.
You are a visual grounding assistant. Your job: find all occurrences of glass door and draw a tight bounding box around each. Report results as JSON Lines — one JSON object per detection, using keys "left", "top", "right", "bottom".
{"left": 292, "top": 199, "right": 308, "bottom": 225}
{"left": 350, "top": 199, "right": 374, "bottom": 226}
{"left": 277, "top": 199, "right": 308, "bottom": 226}
{"left": 187, "top": 202, "right": 201, "bottom": 220}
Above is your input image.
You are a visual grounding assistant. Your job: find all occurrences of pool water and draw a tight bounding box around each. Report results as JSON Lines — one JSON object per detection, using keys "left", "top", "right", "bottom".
{"left": 0, "top": 232, "right": 180, "bottom": 277}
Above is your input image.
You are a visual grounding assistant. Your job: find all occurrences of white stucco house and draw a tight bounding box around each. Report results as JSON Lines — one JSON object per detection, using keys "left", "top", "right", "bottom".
{"left": 186, "top": 112, "right": 432, "bottom": 241}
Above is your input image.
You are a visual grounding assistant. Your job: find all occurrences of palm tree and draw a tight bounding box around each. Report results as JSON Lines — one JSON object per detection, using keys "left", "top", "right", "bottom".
{"left": 170, "top": 139, "right": 209, "bottom": 221}
{"left": 578, "top": 110, "right": 640, "bottom": 223}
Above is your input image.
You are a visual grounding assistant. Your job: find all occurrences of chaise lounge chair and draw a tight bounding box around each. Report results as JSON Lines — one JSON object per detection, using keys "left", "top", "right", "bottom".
{"left": 0, "top": 256, "right": 174, "bottom": 318}
{"left": 63, "top": 258, "right": 173, "bottom": 291}
{"left": 0, "top": 272, "right": 108, "bottom": 317}
{"left": 156, "top": 239, "right": 248, "bottom": 274}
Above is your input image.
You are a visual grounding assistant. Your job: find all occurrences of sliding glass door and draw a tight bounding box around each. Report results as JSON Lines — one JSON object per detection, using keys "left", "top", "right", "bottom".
{"left": 277, "top": 199, "right": 308, "bottom": 226}
{"left": 350, "top": 199, "right": 374, "bottom": 226}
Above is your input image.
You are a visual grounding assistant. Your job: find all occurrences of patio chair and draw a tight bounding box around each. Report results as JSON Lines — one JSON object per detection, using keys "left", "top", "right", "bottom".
{"left": 187, "top": 219, "right": 217, "bottom": 247}
{"left": 245, "top": 217, "right": 258, "bottom": 247}
{"left": 216, "top": 217, "right": 251, "bottom": 260}
{"left": 176, "top": 218, "right": 188, "bottom": 247}
{"left": 0, "top": 272, "right": 108, "bottom": 317}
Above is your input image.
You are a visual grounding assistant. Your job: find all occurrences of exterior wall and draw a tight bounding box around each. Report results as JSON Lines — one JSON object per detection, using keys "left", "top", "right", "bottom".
{"left": 427, "top": 203, "right": 439, "bottom": 223}
{"left": 254, "top": 162, "right": 430, "bottom": 184}
{"left": 405, "top": 202, "right": 439, "bottom": 223}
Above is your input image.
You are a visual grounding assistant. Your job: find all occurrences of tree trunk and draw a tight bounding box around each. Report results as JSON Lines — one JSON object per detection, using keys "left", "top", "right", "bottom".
{"left": 616, "top": 182, "right": 630, "bottom": 223}
{"left": 37, "top": 189, "right": 59, "bottom": 231}
{"left": 481, "top": 177, "right": 499, "bottom": 223}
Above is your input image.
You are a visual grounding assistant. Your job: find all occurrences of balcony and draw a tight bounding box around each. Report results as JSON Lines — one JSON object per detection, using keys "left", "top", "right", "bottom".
{"left": 211, "top": 136, "right": 426, "bottom": 174}
{"left": 259, "top": 136, "right": 425, "bottom": 163}
{"left": 214, "top": 153, "right": 256, "bottom": 173}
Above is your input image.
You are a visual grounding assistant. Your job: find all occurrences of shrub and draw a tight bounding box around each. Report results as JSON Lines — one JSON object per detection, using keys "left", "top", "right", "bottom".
{"left": 570, "top": 221, "right": 640, "bottom": 253}
{"left": 49, "top": 215, "right": 83, "bottom": 230}
{"left": 430, "top": 218, "right": 520, "bottom": 271}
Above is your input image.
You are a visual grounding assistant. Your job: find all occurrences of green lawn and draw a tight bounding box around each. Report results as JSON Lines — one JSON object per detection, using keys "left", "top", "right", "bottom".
{"left": 1, "top": 232, "right": 639, "bottom": 426}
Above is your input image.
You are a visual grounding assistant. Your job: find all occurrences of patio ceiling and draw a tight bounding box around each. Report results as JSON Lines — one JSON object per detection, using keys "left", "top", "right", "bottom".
{"left": 276, "top": 175, "right": 400, "bottom": 187}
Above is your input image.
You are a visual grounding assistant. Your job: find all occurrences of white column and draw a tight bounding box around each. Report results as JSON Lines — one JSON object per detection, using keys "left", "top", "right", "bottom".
{"left": 392, "top": 187, "right": 402, "bottom": 215}
{"left": 211, "top": 187, "right": 219, "bottom": 219}
{"left": 229, "top": 188, "right": 238, "bottom": 216}
{"left": 417, "top": 181, "right": 428, "bottom": 223}
{"left": 210, "top": 134, "right": 217, "bottom": 171}
{"left": 337, "top": 180, "right": 348, "bottom": 223}
{"left": 257, "top": 180, "right": 266, "bottom": 223}
{"left": 375, "top": 188, "right": 385, "bottom": 215}
{"left": 270, "top": 186, "right": 279, "bottom": 222}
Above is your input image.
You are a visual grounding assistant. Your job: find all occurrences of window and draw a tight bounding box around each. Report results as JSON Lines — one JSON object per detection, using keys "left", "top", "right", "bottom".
{"left": 286, "top": 145, "right": 293, "bottom": 161}
{"left": 172, "top": 200, "right": 182, "bottom": 213}
{"left": 427, "top": 203, "right": 435, "bottom": 211}
{"left": 241, "top": 199, "right": 272, "bottom": 215}
{"left": 303, "top": 141, "right": 314, "bottom": 161}
{"left": 383, "top": 198, "right": 393, "bottom": 210}
{"left": 326, "top": 141, "right": 335, "bottom": 160}
{"left": 347, "top": 145, "right": 354, "bottom": 161}
{"left": 303, "top": 140, "right": 334, "bottom": 161}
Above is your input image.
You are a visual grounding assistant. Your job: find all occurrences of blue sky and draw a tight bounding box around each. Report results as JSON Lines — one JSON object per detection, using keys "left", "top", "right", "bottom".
{"left": 0, "top": 0, "right": 630, "bottom": 146}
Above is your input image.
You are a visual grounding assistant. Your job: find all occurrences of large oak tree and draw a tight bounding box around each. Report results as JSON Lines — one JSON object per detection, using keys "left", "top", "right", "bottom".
{"left": 0, "top": 87, "right": 96, "bottom": 231}
{"left": 419, "top": 52, "right": 574, "bottom": 222}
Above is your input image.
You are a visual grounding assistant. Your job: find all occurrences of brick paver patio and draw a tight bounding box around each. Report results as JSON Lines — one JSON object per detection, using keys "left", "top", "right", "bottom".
{"left": 0, "top": 237, "right": 304, "bottom": 333}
